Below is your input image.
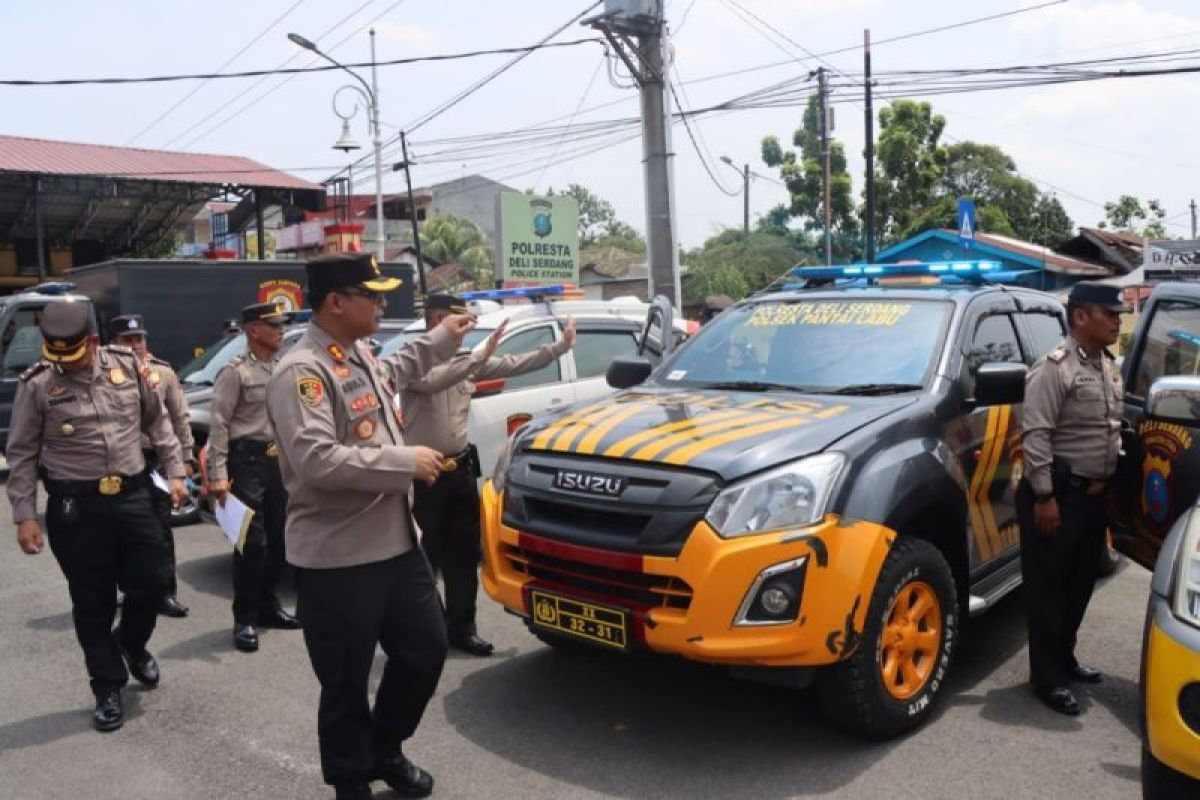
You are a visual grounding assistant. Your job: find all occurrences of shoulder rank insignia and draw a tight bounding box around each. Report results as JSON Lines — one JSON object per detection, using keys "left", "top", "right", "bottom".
{"left": 1046, "top": 347, "right": 1067, "bottom": 363}
{"left": 296, "top": 376, "right": 326, "bottom": 407}
{"left": 19, "top": 361, "right": 50, "bottom": 382}
{"left": 327, "top": 343, "right": 347, "bottom": 363}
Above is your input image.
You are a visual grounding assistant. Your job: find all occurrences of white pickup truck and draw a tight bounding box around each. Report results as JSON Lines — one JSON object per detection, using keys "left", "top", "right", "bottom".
{"left": 380, "top": 294, "right": 688, "bottom": 479}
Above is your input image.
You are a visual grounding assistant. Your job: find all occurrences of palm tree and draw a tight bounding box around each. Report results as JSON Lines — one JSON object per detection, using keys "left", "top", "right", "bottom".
{"left": 420, "top": 213, "right": 494, "bottom": 289}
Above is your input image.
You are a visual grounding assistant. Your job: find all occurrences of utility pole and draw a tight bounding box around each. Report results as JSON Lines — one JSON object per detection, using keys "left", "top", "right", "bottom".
{"left": 1191, "top": 198, "right": 1197, "bottom": 239}
{"left": 396, "top": 132, "right": 428, "bottom": 295}
{"left": 864, "top": 29, "right": 876, "bottom": 262}
{"left": 720, "top": 156, "right": 750, "bottom": 234}
{"left": 586, "top": 2, "right": 679, "bottom": 308}
{"left": 818, "top": 67, "right": 832, "bottom": 265}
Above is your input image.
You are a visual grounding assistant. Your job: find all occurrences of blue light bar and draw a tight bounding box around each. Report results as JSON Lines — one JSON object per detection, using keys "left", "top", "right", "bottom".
{"left": 789, "top": 261, "right": 1002, "bottom": 280}
{"left": 458, "top": 284, "right": 567, "bottom": 302}
{"left": 25, "top": 281, "right": 78, "bottom": 295}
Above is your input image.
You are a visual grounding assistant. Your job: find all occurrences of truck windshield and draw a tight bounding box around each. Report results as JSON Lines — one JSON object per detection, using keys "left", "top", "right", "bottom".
{"left": 180, "top": 334, "right": 246, "bottom": 385}
{"left": 660, "top": 298, "right": 951, "bottom": 394}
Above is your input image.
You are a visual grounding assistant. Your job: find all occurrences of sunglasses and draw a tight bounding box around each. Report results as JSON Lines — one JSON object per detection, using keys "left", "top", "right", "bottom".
{"left": 338, "top": 287, "right": 386, "bottom": 305}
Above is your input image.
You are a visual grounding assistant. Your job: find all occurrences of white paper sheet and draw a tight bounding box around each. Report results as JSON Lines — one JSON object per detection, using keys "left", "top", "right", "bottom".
{"left": 214, "top": 494, "right": 254, "bottom": 554}
{"left": 150, "top": 470, "right": 169, "bottom": 493}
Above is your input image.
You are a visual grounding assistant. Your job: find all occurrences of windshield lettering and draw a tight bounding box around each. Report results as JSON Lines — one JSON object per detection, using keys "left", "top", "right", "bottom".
{"left": 747, "top": 301, "right": 913, "bottom": 328}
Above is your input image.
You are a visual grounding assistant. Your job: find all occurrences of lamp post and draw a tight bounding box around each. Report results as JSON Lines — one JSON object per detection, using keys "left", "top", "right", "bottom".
{"left": 288, "top": 30, "right": 386, "bottom": 261}
{"left": 720, "top": 156, "right": 750, "bottom": 234}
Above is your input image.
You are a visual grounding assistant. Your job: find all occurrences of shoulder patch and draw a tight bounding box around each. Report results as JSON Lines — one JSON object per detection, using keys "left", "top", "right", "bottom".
{"left": 19, "top": 361, "right": 50, "bottom": 382}
{"left": 1046, "top": 347, "right": 1067, "bottom": 363}
{"left": 296, "top": 375, "right": 326, "bottom": 407}
{"left": 106, "top": 344, "right": 135, "bottom": 355}
{"left": 228, "top": 354, "right": 246, "bottom": 367}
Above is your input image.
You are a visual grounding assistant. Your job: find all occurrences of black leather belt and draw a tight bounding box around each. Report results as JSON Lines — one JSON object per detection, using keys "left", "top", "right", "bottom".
{"left": 230, "top": 439, "right": 278, "bottom": 458}
{"left": 44, "top": 473, "right": 147, "bottom": 497}
{"left": 1065, "top": 474, "right": 1109, "bottom": 496}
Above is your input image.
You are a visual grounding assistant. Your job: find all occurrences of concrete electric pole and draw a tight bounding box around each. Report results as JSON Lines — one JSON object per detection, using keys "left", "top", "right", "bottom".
{"left": 586, "top": 1, "right": 680, "bottom": 308}
{"left": 818, "top": 67, "right": 832, "bottom": 266}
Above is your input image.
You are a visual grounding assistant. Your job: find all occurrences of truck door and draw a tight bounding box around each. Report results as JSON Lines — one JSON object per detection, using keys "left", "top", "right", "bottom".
{"left": 1111, "top": 289, "right": 1200, "bottom": 568}
{"left": 955, "top": 301, "right": 1025, "bottom": 572}
{"left": 0, "top": 303, "right": 49, "bottom": 451}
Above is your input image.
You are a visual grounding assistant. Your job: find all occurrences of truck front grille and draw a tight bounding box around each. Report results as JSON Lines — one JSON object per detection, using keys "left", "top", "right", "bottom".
{"left": 503, "top": 542, "right": 693, "bottom": 611}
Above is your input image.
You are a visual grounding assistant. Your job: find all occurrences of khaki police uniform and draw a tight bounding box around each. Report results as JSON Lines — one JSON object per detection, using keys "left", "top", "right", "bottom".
{"left": 208, "top": 308, "right": 292, "bottom": 638}
{"left": 1018, "top": 332, "right": 1123, "bottom": 691}
{"left": 404, "top": 334, "right": 570, "bottom": 645}
{"left": 268, "top": 313, "right": 458, "bottom": 787}
{"left": 7, "top": 335, "right": 184, "bottom": 703}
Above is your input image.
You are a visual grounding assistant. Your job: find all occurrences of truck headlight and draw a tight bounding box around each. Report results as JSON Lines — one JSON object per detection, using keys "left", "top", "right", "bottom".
{"left": 1174, "top": 509, "right": 1200, "bottom": 629}
{"left": 705, "top": 453, "right": 845, "bottom": 538}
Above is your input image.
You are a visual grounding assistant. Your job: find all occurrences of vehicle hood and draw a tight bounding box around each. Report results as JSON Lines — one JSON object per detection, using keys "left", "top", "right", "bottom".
{"left": 519, "top": 386, "right": 916, "bottom": 481}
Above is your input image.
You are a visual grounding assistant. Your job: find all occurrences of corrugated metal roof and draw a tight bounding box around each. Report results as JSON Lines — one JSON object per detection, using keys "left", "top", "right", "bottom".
{"left": 949, "top": 229, "right": 1110, "bottom": 275}
{"left": 0, "top": 134, "right": 320, "bottom": 191}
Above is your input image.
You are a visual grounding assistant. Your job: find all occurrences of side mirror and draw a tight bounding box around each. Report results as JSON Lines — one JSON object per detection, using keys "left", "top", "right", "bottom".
{"left": 1147, "top": 375, "right": 1200, "bottom": 424}
{"left": 473, "top": 377, "right": 505, "bottom": 398}
{"left": 607, "top": 355, "right": 653, "bottom": 389}
{"left": 973, "top": 362, "right": 1026, "bottom": 406}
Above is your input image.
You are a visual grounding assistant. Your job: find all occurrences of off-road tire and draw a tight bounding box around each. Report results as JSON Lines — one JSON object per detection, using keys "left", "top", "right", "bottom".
{"left": 817, "top": 537, "right": 958, "bottom": 739}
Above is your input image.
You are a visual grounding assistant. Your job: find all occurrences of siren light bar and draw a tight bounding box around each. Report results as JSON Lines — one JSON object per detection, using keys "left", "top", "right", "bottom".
{"left": 458, "top": 284, "right": 567, "bottom": 302}
{"left": 789, "top": 261, "right": 1002, "bottom": 280}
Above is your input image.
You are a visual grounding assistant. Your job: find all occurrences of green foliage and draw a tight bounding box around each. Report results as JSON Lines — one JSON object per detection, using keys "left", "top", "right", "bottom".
{"left": 421, "top": 212, "right": 494, "bottom": 288}
{"left": 872, "top": 100, "right": 947, "bottom": 243}
{"left": 681, "top": 229, "right": 814, "bottom": 304}
{"left": 542, "top": 183, "right": 644, "bottom": 248}
{"left": 1099, "top": 195, "right": 1168, "bottom": 238}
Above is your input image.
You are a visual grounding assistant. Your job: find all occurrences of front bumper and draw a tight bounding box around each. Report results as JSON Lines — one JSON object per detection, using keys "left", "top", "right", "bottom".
{"left": 480, "top": 480, "right": 895, "bottom": 667}
{"left": 1144, "top": 597, "right": 1200, "bottom": 779}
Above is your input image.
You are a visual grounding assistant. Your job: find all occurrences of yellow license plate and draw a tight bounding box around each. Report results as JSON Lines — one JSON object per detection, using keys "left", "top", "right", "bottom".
{"left": 529, "top": 589, "right": 629, "bottom": 651}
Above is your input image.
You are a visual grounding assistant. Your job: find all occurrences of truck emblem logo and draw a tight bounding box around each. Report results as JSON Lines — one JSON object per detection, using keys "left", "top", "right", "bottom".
{"left": 552, "top": 469, "right": 626, "bottom": 497}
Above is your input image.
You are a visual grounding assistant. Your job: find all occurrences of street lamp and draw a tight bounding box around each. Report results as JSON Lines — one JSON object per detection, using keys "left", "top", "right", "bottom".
{"left": 288, "top": 29, "right": 386, "bottom": 261}
{"left": 720, "top": 156, "right": 750, "bottom": 234}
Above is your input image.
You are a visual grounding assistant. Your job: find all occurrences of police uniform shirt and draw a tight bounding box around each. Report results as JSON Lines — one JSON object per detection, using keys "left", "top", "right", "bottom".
{"left": 1022, "top": 335, "right": 1124, "bottom": 497}
{"left": 265, "top": 323, "right": 457, "bottom": 569}
{"left": 401, "top": 338, "right": 570, "bottom": 455}
{"left": 6, "top": 346, "right": 185, "bottom": 523}
{"left": 208, "top": 352, "right": 277, "bottom": 482}
{"left": 139, "top": 355, "right": 195, "bottom": 461}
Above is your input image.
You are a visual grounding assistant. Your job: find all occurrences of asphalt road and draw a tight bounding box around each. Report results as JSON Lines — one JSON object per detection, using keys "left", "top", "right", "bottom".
{"left": 0, "top": 493, "right": 1150, "bottom": 799}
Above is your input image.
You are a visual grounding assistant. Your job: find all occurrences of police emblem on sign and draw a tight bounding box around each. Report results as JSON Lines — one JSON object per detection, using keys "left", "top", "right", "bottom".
{"left": 530, "top": 198, "right": 552, "bottom": 238}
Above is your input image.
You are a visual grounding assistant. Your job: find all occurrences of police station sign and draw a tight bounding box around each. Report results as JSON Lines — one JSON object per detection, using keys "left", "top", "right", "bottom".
{"left": 497, "top": 191, "right": 580, "bottom": 285}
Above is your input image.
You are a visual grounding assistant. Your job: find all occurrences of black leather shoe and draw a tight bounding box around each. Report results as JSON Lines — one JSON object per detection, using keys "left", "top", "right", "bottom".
{"left": 375, "top": 754, "right": 433, "bottom": 798}
{"left": 333, "top": 784, "right": 372, "bottom": 800}
{"left": 233, "top": 624, "right": 259, "bottom": 653}
{"left": 160, "top": 596, "right": 189, "bottom": 618}
{"left": 1035, "top": 686, "right": 1080, "bottom": 716}
{"left": 1069, "top": 663, "right": 1103, "bottom": 684}
{"left": 258, "top": 606, "right": 302, "bottom": 630}
{"left": 93, "top": 690, "right": 124, "bottom": 732}
{"left": 449, "top": 632, "right": 494, "bottom": 657}
{"left": 122, "top": 648, "right": 160, "bottom": 687}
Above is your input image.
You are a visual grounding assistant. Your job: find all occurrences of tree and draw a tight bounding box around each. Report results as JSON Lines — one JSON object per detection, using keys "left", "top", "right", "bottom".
{"left": 681, "top": 229, "right": 814, "bottom": 304}
{"left": 420, "top": 212, "right": 494, "bottom": 288}
{"left": 761, "top": 94, "right": 859, "bottom": 261}
{"left": 872, "top": 100, "right": 947, "bottom": 244}
{"left": 541, "top": 183, "right": 643, "bottom": 248}
{"left": 1099, "top": 195, "right": 1168, "bottom": 238}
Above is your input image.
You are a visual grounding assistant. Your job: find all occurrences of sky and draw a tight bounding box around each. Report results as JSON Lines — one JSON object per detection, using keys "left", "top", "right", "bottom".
{"left": 3, "top": 0, "right": 1199, "bottom": 250}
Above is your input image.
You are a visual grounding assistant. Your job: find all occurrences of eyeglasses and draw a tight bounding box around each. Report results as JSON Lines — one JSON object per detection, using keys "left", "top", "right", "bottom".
{"left": 250, "top": 320, "right": 284, "bottom": 330}
{"left": 338, "top": 287, "right": 386, "bottom": 305}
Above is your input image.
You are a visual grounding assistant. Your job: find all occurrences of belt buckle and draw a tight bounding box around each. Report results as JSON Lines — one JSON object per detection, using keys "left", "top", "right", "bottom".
{"left": 98, "top": 476, "right": 122, "bottom": 495}
{"left": 265, "top": 442, "right": 279, "bottom": 458}
{"left": 441, "top": 457, "right": 458, "bottom": 473}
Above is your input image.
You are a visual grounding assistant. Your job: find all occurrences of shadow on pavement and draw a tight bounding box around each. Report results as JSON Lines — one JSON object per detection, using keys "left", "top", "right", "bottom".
{"left": 174, "top": 552, "right": 231, "bottom": 601}
{"left": 157, "top": 628, "right": 234, "bottom": 664}
{"left": 0, "top": 710, "right": 85, "bottom": 753}
{"left": 26, "top": 611, "right": 73, "bottom": 632}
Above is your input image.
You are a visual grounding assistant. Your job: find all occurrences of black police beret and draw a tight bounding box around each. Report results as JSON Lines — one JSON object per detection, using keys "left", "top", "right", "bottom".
{"left": 109, "top": 314, "right": 147, "bottom": 339}
{"left": 1067, "top": 282, "right": 1131, "bottom": 313}
{"left": 241, "top": 302, "right": 288, "bottom": 325}
{"left": 307, "top": 253, "right": 401, "bottom": 296}
{"left": 424, "top": 293, "right": 468, "bottom": 313}
{"left": 40, "top": 301, "right": 93, "bottom": 363}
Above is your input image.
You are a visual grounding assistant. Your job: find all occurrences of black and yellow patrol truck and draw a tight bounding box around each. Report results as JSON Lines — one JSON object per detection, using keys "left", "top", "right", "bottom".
{"left": 481, "top": 260, "right": 1072, "bottom": 739}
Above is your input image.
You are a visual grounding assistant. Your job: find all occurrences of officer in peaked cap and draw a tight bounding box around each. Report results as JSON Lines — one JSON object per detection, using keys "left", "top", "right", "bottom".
{"left": 222, "top": 318, "right": 241, "bottom": 339}
{"left": 1017, "top": 281, "right": 1129, "bottom": 717}
{"left": 6, "top": 301, "right": 188, "bottom": 732}
{"left": 108, "top": 314, "right": 197, "bottom": 619}
{"left": 207, "top": 300, "right": 300, "bottom": 654}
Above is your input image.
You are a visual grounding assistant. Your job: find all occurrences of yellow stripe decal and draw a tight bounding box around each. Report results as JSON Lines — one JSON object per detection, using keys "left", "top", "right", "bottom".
{"left": 573, "top": 402, "right": 655, "bottom": 454}
{"left": 602, "top": 409, "right": 751, "bottom": 459}
{"left": 530, "top": 400, "right": 612, "bottom": 450}
{"left": 550, "top": 402, "right": 638, "bottom": 453}
{"left": 662, "top": 417, "right": 810, "bottom": 466}
{"left": 629, "top": 412, "right": 780, "bottom": 462}
{"left": 979, "top": 404, "right": 1012, "bottom": 557}
{"left": 967, "top": 407, "right": 1002, "bottom": 561}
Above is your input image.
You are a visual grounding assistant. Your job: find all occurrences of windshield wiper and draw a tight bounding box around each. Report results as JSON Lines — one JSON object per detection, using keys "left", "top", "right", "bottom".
{"left": 822, "top": 383, "right": 924, "bottom": 396}
{"left": 699, "top": 380, "right": 802, "bottom": 392}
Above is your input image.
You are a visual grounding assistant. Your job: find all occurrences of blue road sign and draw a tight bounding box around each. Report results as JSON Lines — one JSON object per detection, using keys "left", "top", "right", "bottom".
{"left": 957, "top": 198, "right": 976, "bottom": 247}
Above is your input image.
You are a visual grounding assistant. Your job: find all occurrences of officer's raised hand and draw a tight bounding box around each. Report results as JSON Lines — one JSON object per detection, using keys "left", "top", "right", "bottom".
{"left": 16, "top": 519, "right": 43, "bottom": 555}
{"left": 1034, "top": 497, "right": 1060, "bottom": 536}
{"left": 562, "top": 316, "right": 577, "bottom": 348}
{"left": 438, "top": 313, "right": 476, "bottom": 345}
{"left": 411, "top": 446, "right": 445, "bottom": 485}
{"left": 479, "top": 319, "right": 510, "bottom": 360}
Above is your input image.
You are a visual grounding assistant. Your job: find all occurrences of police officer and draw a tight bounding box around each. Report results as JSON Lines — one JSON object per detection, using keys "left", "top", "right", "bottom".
{"left": 109, "top": 313, "right": 195, "bottom": 618}
{"left": 266, "top": 253, "right": 474, "bottom": 800}
{"left": 208, "top": 301, "right": 300, "bottom": 653}
{"left": 1018, "top": 282, "right": 1128, "bottom": 716}
{"left": 7, "top": 302, "right": 188, "bottom": 732}
{"left": 221, "top": 318, "right": 241, "bottom": 340}
{"left": 405, "top": 293, "right": 576, "bottom": 656}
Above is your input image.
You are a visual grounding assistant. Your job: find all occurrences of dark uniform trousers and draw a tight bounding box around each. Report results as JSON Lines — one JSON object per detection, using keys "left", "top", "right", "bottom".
{"left": 228, "top": 440, "right": 288, "bottom": 624}
{"left": 413, "top": 454, "right": 481, "bottom": 637}
{"left": 1016, "top": 477, "right": 1108, "bottom": 689}
{"left": 295, "top": 549, "right": 448, "bottom": 786}
{"left": 44, "top": 480, "right": 168, "bottom": 699}
{"left": 142, "top": 449, "right": 178, "bottom": 596}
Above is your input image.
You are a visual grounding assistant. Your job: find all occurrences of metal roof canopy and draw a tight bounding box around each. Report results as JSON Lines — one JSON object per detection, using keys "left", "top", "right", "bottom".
{"left": 0, "top": 135, "right": 325, "bottom": 276}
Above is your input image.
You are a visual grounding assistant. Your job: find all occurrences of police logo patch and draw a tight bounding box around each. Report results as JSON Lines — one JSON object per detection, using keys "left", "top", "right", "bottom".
{"left": 109, "top": 367, "right": 126, "bottom": 385}
{"left": 296, "top": 376, "right": 325, "bottom": 407}
{"left": 355, "top": 417, "right": 376, "bottom": 440}
{"left": 326, "top": 343, "right": 347, "bottom": 363}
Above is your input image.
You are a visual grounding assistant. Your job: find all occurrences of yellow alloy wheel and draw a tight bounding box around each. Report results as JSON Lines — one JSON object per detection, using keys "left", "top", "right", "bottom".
{"left": 879, "top": 580, "right": 943, "bottom": 700}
